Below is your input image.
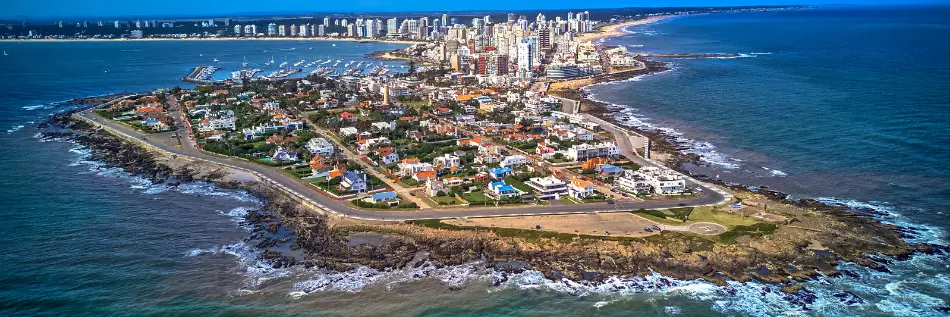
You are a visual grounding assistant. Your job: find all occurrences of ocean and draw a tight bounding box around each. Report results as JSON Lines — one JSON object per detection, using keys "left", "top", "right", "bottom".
{"left": 2, "top": 6, "right": 949, "bottom": 316}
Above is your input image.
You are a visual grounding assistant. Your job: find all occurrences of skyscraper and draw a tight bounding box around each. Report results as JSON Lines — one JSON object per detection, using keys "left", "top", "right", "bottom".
{"left": 323, "top": 17, "right": 330, "bottom": 26}
{"left": 517, "top": 39, "right": 532, "bottom": 79}
{"left": 387, "top": 18, "right": 398, "bottom": 35}
{"left": 267, "top": 23, "right": 277, "bottom": 36}
{"left": 365, "top": 19, "right": 376, "bottom": 38}
{"left": 441, "top": 14, "right": 448, "bottom": 26}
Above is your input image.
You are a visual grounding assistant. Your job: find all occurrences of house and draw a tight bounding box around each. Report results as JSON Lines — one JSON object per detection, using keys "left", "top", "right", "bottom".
{"left": 488, "top": 181, "right": 521, "bottom": 199}
{"left": 413, "top": 170, "right": 437, "bottom": 182}
{"left": 615, "top": 171, "right": 652, "bottom": 195}
{"left": 339, "top": 127, "right": 359, "bottom": 137}
{"left": 488, "top": 167, "right": 513, "bottom": 180}
{"left": 339, "top": 111, "right": 358, "bottom": 123}
{"left": 456, "top": 138, "right": 481, "bottom": 147}
{"left": 368, "top": 191, "right": 400, "bottom": 205}
{"left": 376, "top": 147, "right": 399, "bottom": 165}
{"left": 569, "top": 178, "right": 596, "bottom": 199}
{"left": 341, "top": 171, "right": 368, "bottom": 193}
{"left": 442, "top": 177, "right": 465, "bottom": 187}
{"left": 637, "top": 167, "right": 687, "bottom": 195}
{"left": 595, "top": 164, "right": 626, "bottom": 178}
{"left": 433, "top": 154, "right": 462, "bottom": 171}
{"left": 426, "top": 179, "right": 447, "bottom": 196}
{"left": 526, "top": 176, "right": 569, "bottom": 200}
{"left": 305, "top": 137, "right": 335, "bottom": 157}
{"left": 536, "top": 141, "right": 557, "bottom": 155}
{"left": 397, "top": 158, "right": 434, "bottom": 177}
{"left": 581, "top": 157, "right": 610, "bottom": 170}
{"left": 271, "top": 147, "right": 299, "bottom": 162}
{"left": 309, "top": 157, "right": 333, "bottom": 178}
{"left": 566, "top": 142, "right": 620, "bottom": 161}
{"left": 476, "top": 153, "right": 502, "bottom": 165}
{"left": 372, "top": 121, "right": 395, "bottom": 132}
{"left": 500, "top": 155, "right": 529, "bottom": 168}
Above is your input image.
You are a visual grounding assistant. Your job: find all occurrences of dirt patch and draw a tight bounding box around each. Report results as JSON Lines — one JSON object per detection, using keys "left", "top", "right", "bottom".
{"left": 444, "top": 213, "right": 661, "bottom": 238}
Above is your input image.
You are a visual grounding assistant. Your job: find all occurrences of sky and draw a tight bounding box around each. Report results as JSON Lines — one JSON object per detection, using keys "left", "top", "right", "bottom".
{"left": 5, "top": 0, "right": 949, "bottom": 19}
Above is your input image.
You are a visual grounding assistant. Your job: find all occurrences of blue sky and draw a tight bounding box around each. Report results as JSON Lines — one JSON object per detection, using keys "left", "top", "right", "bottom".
{"left": 5, "top": 0, "right": 949, "bottom": 19}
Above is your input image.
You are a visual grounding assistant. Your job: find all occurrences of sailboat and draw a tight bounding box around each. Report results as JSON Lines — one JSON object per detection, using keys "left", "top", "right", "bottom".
{"left": 264, "top": 55, "right": 275, "bottom": 66}
{"left": 213, "top": 54, "right": 219, "bottom": 62}
{"left": 241, "top": 55, "right": 248, "bottom": 67}
{"left": 3, "top": 51, "right": 8, "bottom": 56}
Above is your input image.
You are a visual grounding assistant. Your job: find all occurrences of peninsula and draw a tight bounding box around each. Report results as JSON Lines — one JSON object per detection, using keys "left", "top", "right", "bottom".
{"left": 36, "top": 6, "right": 946, "bottom": 306}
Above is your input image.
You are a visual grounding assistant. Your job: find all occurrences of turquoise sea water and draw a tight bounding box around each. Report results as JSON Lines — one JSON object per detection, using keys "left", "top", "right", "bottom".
{"left": 2, "top": 7, "right": 950, "bottom": 316}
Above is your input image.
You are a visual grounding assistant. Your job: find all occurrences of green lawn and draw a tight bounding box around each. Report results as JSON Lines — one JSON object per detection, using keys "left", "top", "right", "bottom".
{"left": 430, "top": 195, "right": 460, "bottom": 205}
{"left": 461, "top": 191, "right": 492, "bottom": 203}
{"left": 503, "top": 176, "right": 534, "bottom": 193}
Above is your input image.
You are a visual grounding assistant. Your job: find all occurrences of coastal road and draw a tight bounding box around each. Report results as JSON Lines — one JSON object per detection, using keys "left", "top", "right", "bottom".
{"left": 555, "top": 96, "right": 734, "bottom": 205}
{"left": 77, "top": 106, "right": 728, "bottom": 222}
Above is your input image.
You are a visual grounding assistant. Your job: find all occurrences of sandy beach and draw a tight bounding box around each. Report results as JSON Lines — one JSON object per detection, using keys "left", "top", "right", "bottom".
{"left": 0, "top": 36, "right": 422, "bottom": 45}
{"left": 575, "top": 15, "right": 677, "bottom": 43}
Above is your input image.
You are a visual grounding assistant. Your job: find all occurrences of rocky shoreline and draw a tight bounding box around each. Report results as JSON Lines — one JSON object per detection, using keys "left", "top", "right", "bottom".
{"left": 43, "top": 94, "right": 948, "bottom": 307}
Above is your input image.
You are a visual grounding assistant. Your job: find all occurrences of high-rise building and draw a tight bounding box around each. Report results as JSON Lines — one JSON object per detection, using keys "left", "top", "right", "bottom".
{"left": 97, "top": 20, "right": 104, "bottom": 27}
{"left": 267, "top": 23, "right": 277, "bottom": 36}
{"left": 207, "top": 19, "right": 215, "bottom": 27}
{"left": 299, "top": 24, "right": 309, "bottom": 37}
{"left": 472, "top": 18, "right": 484, "bottom": 29}
{"left": 243, "top": 25, "right": 253, "bottom": 35}
{"left": 233, "top": 25, "right": 242, "bottom": 34}
{"left": 317, "top": 24, "right": 325, "bottom": 37}
{"left": 508, "top": 13, "right": 516, "bottom": 23}
{"left": 387, "top": 18, "right": 398, "bottom": 35}
{"left": 347, "top": 23, "right": 355, "bottom": 37}
{"left": 224, "top": 18, "right": 232, "bottom": 26}
{"left": 441, "top": 14, "right": 448, "bottom": 26}
{"left": 517, "top": 39, "right": 532, "bottom": 78}
{"left": 323, "top": 17, "right": 330, "bottom": 26}
{"left": 538, "top": 27, "right": 550, "bottom": 51}
{"left": 365, "top": 19, "right": 376, "bottom": 38}
{"left": 290, "top": 24, "right": 297, "bottom": 36}
{"left": 278, "top": 25, "right": 287, "bottom": 37}
{"left": 114, "top": 20, "right": 121, "bottom": 28}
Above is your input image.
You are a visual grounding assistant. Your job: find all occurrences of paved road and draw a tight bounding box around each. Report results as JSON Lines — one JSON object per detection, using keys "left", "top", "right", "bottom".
{"left": 555, "top": 96, "right": 733, "bottom": 204}
{"left": 77, "top": 103, "right": 728, "bottom": 222}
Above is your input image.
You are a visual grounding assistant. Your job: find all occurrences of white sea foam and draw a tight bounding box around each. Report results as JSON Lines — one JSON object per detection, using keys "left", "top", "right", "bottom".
{"left": 761, "top": 167, "right": 788, "bottom": 177}
{"left": 188, "top": 242, "right": 292, "bottom": 289}
{"left": 664, "top": 306, "right": 682, "bottom": 315}
{"left": 7, "top": 125, "right": 25, "bottom": 133}
{"left": 813, "top": 197, "right": 947, "bottom": 245}
{"left": 22, "top": 104, "right": 54, "bottom": 111}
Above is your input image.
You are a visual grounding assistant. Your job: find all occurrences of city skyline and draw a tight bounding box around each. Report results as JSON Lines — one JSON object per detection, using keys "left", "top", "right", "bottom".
{"left": 4, "top": 0, "right": 948, "bottom": 19}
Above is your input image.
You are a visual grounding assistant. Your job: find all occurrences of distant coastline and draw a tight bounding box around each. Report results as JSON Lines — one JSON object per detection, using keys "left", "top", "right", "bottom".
{"left": 0, "top": 36, "right": 422, "bottom": 45}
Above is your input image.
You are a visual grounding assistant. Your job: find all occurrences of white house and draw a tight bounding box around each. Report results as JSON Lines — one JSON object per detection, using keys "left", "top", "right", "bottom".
{"left": 615, "top": 171, "right": 653, "bottom": 195}
{"left": 566, "top": 142, "right": 620, "bottom": 161}
{"left": 500, "top": 155, "right": 529, "bottom": 168}
{"left": 568, "top": 178, "right": 596, "bottom": 199}
{"left": 637, "top": 167, "right": 687, "bottom": 195}
{"left": 305, "top": 137, "right": 335, "bottom": 157}
{"left": 341, "top": 171, "right": 368, "bottom": 193}
{"left": 339, "top": 127, "right": 359, "bottom": 137}
{"left": 526, "top": 176, "right": 568, "bottom": 200}
{"left": 433, "top": 154, "right": 462, "bottom": 170}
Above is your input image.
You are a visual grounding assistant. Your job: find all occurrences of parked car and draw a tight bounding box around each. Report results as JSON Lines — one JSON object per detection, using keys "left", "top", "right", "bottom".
{"left": 651, "top": 225, "right": 661, "bottom": 231}
{"left": 644, "top": 227, "right": 653, "bottom": 233}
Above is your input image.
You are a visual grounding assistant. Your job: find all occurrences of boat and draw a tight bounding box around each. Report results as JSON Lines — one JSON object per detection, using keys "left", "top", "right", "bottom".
{"left": 264, "top": 55, "right": 275, "bottom": 66}
{"left": 332, "top": 43, "right": 336, "bottom": 47}
{"left": 3, "top": 51, "right": 8, "bottom": 56}
{"left": 241, "top": 55, "right": 248, "bottom": 67}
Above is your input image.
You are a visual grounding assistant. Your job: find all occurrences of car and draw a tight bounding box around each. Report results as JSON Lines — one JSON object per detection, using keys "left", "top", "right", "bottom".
{"left": 409, "top": 192, "right": 416, "bottom": 196}
{"left": 643, "top": 227, "right": 653, "bottom": 233}
{"left": 651, "top": 225, "right": 661, "bottom": 231}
